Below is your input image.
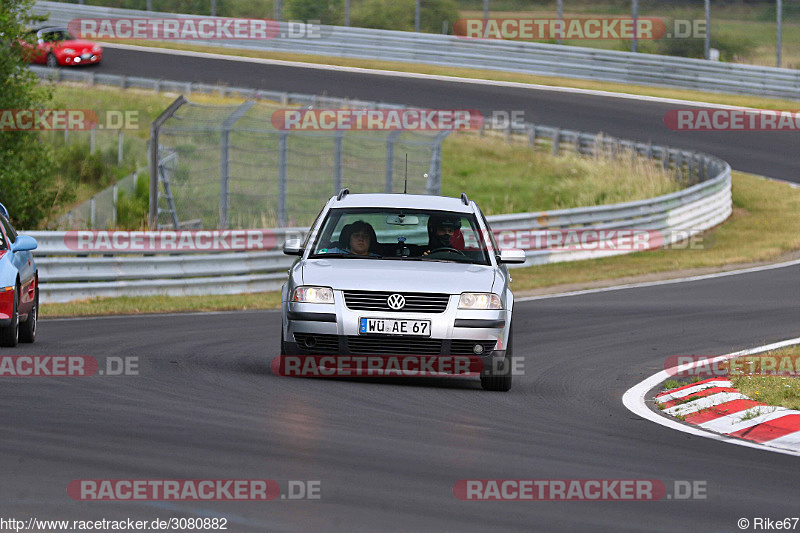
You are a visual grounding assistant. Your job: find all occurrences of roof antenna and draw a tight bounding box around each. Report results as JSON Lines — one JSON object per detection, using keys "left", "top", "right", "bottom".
{"left": 404, "top": 153, "right": 408, "bottom": 194}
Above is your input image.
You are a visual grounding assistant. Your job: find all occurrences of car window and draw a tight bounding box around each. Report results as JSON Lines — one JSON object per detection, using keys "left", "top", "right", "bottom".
{"left": 310, "top": 208, "right": 491, "bottom": 265}
{"left": 0, "top": 215, "right": 16, "bottom": 246}
{"left": 42, "top": 30, "right": 70, "bottom": 42}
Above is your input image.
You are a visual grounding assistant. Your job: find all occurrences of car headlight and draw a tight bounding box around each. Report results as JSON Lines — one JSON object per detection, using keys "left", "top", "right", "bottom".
{"left": 62, "top": 48, "right": 76, "bottom": 54}
{"left": 292, "top": 286, "right": 334, "bottom": 304}
{"left": 459, "top": 293, "right": 502, "bottom": 309}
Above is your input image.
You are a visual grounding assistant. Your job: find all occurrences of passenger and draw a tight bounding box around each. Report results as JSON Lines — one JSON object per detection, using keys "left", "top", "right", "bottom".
{"left": 327, "top": 220, "right": 380, "bottom": 257}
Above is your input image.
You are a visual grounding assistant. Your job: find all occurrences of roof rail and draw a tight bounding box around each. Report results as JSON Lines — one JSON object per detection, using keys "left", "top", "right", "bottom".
{"left": 337, "top": 188, "right": 350, "bottom": 201}
{"left": 460, "top": 192, "right": 469, "bottom": 205}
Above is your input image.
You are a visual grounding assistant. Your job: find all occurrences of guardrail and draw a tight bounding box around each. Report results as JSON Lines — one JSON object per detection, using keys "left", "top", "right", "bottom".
{"left": 32, "top": 0, "right": 800, "bottom": 100}
{"left": 28, "top": 127, "right": 730, "bottom": 304}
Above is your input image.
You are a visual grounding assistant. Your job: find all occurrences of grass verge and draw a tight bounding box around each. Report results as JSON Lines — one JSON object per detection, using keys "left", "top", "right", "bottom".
{"left": 729, "top": 347, "right": 800, "bottom": 411}
{"left": 105, "top": 41, "right": 799, "bottom": 111}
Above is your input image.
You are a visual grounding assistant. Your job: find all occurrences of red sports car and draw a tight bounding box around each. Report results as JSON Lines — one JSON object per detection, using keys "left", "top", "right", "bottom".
{"left": 23, "top": 26, "right": 102, "bottom": 67}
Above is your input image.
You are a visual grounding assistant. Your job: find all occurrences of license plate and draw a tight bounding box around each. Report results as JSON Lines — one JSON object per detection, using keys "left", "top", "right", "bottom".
{"left": 359, "top": 317, "right": 431, "bottom": 336}
{"left": 81, "top": 54, "right": 91, "bottom": 59}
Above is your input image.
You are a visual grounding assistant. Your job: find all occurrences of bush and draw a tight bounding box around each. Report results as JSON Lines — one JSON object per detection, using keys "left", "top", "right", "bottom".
{"left": 657, "top": 31, "right": 755, "bottom": 62}
{"left": 115, "top": 176, "right": 149, "bottom": 229}
{"left": 285, "top": 0, "right": 343, "bottom": 24}
{"left": 352, "top": 0, "right": 459, "bottom": 33}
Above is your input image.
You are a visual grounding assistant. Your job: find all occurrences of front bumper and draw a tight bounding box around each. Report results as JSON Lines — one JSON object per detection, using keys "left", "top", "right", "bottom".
{"left": 284, "top": 291, "right": 509, "bottom": 370}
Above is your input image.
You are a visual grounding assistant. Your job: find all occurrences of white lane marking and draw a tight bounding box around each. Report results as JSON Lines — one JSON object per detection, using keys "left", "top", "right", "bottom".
{"left": 663, "top": 392, "right": 748, "bottom": 416}
{"left": 699, "top": 407, "right": 790, "bottom": 433}
{"left": 100, "top": 42, "right": 783, "bottom": 111}
{"left": 517, "top": 258, "right": 800, "bottom": 301}
{"left": 654, "top": 380, "right": 732, "bottom": 403}
{"left": 622, "top": 336, "right": 800, "bottom": 457}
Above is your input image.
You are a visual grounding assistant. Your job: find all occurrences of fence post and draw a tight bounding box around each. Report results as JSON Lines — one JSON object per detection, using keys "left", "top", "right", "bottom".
{"left": 385, "top": 131, "right": 401, "bottom": 193}
{"left": 118, "top": 130, "right": 124, "bottom": 164}
{"left": 90, "top": 197, "right": 96, "bottom": 229}
{"left": 90, "top": 125, "right": 96, "bottom": 154}
{"left": 149, "top": 96, "right": 187, "bottom": 229}
{"left": 426, "top": 132, "right": 449, "bottom": 195}
{"left": 219, "top": 101, "right": 255, "bottom": 229}
{"left": 112, "top": 185, "right": 118, "bottom": 228}
{"left": 334, "top": 131, "right": 343, "bottom": 194}
{"left": 552, "top": 128, "right": 560, "bottom": 156}
{"left": 278, "top": 132, "right": 288, "bottom": 227}
{"left": 528, "top": 125, "right": 536, "bottom": 147}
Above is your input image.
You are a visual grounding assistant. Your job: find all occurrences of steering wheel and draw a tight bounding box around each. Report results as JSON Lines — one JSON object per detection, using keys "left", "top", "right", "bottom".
{"left": 428, "top": 247, "right": 466, "bottom": 256}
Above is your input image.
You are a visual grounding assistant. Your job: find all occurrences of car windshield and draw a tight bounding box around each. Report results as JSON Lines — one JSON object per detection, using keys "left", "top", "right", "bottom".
{"left": 310, "top": 208, "right": 492, "bottom": 265}
{"left": 42, "top": 29, "right": 73, "bottom": 42}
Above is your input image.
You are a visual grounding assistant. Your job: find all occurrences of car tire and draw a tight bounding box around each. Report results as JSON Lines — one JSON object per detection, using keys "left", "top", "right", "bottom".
{"left": 46, "top": 53, "right": 58, "bottom": 68}
{"left": 280, "top": 328, "right": 288, "bottom": 356}
{"left": 0, "top": 286, "right": 20, "bottom": 347}
{"left": 18, "top": 285, "right": 37, "bottom": 344}
{"left": 480, "top": 322, "right": 512, "bottom": 392}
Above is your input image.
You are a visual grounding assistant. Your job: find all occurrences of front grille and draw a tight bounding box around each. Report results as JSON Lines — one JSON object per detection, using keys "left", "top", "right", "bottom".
{"left": 450, "top": 340, "right": 497, "bottom": 355}
{"left": 347, "top": 335, "right": 443, "bottom": 355}
{"left": 293, "top": 333, "right": 339, "bottom": 354}
{"left": 343, "top": 290, "right": 450, "bottom": 313}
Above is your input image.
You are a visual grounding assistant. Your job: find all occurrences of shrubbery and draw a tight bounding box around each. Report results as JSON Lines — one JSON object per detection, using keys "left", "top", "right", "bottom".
{"left": 657, "top": 31, "right": 756, "bottom": 61}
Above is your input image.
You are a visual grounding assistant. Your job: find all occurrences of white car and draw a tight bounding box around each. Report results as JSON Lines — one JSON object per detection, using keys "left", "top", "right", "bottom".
{"left": 281, "top": 190, "right": 525, "bottom": 391}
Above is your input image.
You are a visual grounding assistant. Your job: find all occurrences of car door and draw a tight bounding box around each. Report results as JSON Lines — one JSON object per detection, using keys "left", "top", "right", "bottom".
{"left": 0, "top": 216, "right": 36, "bottom": 314}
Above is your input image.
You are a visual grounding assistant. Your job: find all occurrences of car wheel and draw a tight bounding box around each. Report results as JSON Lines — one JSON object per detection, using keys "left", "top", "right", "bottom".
{"left": 480, "top": 322, "right": 513, "bottom": 392}
{"left": 46, "top": 53, "right": 58, "bottom": 68}
{"left": 18, "top": 285, "right": 37, "bottom": 344}
{"left": 280, "top": 328, "right": 287, "bottom": 356}
{"left": 0, "top": 286, "right": 20, "bottom": 347}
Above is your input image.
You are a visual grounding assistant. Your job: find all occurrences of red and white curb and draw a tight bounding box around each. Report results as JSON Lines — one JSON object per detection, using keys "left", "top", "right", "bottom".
{"left": 654, "top": 378, "right": 800, "bottom": 449}
{"left": 623, "top": 337, "right": 800, "bottom": 457}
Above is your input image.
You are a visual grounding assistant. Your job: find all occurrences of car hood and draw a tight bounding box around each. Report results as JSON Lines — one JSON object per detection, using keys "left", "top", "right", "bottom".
{"left": 58, "top": 39, "right": 98, "bottom": 50}
{"left": 301, "top": 258, "right": 496, "bottom": 294}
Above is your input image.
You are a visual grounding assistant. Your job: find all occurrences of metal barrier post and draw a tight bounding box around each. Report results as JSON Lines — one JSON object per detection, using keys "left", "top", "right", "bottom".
{"left": 278, "top": 132, "right": 288, "bottom": 227}
{"left": 149, "top": 95, "right": 187, "bottom": 229}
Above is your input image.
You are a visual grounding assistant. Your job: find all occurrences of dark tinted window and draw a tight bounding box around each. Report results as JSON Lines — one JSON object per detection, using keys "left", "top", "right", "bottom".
{"left": 0, "top": 215, "right": 16, "bottom": 246}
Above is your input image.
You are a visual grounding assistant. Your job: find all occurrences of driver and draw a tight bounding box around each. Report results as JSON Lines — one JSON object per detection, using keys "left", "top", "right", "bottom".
{"left": 423, "top": 214, "right": 463, "bottom": 255}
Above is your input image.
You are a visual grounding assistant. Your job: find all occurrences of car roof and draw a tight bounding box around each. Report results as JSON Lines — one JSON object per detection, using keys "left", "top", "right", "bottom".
{"left": 329, "top": 193, "right": 474, "bottom": 213}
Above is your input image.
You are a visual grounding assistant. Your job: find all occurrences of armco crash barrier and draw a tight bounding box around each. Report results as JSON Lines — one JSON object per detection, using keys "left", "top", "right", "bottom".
{"left": 28, "top": 139, "right": 729, "bottom": 303}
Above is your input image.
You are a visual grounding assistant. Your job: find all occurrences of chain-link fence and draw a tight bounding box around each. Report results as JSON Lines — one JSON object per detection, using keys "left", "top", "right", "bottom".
{"left": 55, "top": 172, "right": 142, "bottom": 229}
{"left": 153, "top": 99, "right": 450, "bottom": 230}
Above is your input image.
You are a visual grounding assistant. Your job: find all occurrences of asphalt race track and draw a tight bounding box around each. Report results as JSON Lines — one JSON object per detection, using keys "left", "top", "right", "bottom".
{"left": 3, "top": 46, "right": 799, "bottom": 531}
{"left": 94, "top": 46, "right": 799, "bottom": 183}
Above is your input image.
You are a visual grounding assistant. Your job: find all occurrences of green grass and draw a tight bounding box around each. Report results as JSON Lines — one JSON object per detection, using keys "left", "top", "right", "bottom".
{"left": 730, "top": 346, "right": 800, "bottom": 411}
{"left": 41, "top": 291, "right": 282, "bottom": 318}
{"left": 506, "top": 171, "right": 800, "bottom": 291}
{"left": 442, "top": 131, "right": 680, "bottom": 215}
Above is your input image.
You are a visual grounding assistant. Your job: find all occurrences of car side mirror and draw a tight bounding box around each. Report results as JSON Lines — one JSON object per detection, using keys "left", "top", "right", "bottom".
{"left": 11, "top": 235, "right": 38, "bottom": 252}
{"left": 497, "top": 249, "right": 526, "bottom": 264}
{"left": 283, "top": 238, "right": 305, "bottom": 256}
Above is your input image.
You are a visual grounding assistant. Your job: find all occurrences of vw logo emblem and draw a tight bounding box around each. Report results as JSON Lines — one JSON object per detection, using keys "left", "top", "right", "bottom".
{"left": 387, "top": 293, "right": 406, "bottom": 310}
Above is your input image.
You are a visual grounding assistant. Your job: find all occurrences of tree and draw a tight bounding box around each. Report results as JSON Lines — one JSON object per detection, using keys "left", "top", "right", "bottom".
{"left": 0, "top": 0, "right": 59, "bottom": 229}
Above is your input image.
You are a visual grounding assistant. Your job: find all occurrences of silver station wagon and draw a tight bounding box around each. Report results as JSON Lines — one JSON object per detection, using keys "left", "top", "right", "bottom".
{"left": 280, "top": 190, "right": 525, "bottom": 391}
